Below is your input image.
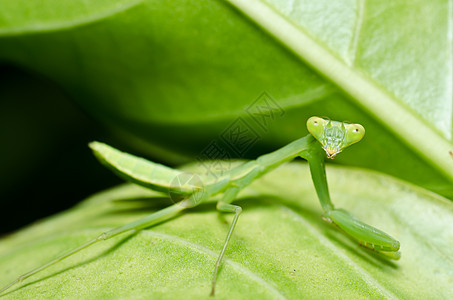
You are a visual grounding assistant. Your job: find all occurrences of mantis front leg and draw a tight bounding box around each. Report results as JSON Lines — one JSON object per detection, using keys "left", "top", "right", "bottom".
{"left": 303, "top": 146, "right": 401, "bottom": 259}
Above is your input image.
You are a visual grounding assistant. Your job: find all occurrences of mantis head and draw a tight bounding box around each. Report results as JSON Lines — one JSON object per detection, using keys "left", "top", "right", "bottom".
{"left": 307, "top": 116, "right": 365, "bottom": 159}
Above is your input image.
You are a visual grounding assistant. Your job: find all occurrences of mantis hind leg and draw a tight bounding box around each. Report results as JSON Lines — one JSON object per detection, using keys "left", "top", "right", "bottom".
{"left": 0, "top": 197, "right": 199, "bottom": 295}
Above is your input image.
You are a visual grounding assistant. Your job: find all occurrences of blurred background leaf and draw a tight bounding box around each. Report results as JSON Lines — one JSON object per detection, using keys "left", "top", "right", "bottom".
{"left": 0, "top": 1, "right": 451, "bottom": 225}
{"left": 0, "top": 66, "right": 124, "bottom": 234}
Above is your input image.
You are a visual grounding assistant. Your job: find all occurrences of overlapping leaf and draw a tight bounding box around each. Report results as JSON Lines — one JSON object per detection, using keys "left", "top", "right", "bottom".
{"left": 0, "top": 0, "right": 451, "bottom": 197}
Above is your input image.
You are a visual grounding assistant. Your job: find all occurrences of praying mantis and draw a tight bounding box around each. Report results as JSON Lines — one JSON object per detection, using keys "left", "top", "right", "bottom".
{"left": 0, "top": 116, "right": 400, "bottom": 296}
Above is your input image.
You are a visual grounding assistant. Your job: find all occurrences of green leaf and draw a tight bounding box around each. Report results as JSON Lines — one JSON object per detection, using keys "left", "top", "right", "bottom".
{"left": 1, "top": 163, "right": 452, "bottom": 298}
{"left": 0, "top": 0, "right": 452, "bottom": 198}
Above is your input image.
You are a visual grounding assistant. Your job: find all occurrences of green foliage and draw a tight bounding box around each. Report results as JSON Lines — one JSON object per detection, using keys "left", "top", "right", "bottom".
{"left": 1, "top": 163, "right": 452, "bottom": 298}
{"left": 0, "top": 1, "right": 452, "bottom": 298}
{"left": 0, "top": 0, "right": 451, "bottom": 197}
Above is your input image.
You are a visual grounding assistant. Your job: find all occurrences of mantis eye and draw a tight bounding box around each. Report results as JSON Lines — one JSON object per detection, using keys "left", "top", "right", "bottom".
{"left": 344, "top": 124, "right": 365, "bottom": 146}
{"left": 306, "top": 116, "right": 325, "bottom": 140}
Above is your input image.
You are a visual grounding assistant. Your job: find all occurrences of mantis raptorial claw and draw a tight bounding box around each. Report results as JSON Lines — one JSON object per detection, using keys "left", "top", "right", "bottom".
{"left": 323, "top": 208, "right": 400, "bottom": 258}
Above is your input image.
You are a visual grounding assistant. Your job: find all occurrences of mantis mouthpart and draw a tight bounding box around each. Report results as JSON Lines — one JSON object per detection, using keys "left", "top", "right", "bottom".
{"left": 0, "top": 116, "right": 400, "bottom": 296}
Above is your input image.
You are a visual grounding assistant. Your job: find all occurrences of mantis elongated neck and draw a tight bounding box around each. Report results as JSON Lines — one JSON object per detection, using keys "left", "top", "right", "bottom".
{"left": 256, "top": 134, "right": 316, "bottom": 170}
{"left": 207, "top": 134, "right": 319, "bottom": 197}
{"left": 258, "top": 134, "right": 334, "bottom": 213}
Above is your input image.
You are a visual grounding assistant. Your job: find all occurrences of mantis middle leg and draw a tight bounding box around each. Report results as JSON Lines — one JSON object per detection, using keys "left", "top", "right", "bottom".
{"left": 210, "top": 167, "right": 262, "bottom": 296}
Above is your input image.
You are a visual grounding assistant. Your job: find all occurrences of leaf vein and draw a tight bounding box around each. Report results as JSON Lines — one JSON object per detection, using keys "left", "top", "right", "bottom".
{"left": 347, "top": 0, "right": 365, "bottom": 66}
{"left": 0, "top": 0, "right": 144, "bottom": 37}
{"left": 142, "top": 230, "right": 287, "bottom": 300}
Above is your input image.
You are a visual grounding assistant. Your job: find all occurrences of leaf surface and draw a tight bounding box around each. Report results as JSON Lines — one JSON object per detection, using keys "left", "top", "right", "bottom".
{"left": 1, "top": 163, "right": 452, "bottom": 298}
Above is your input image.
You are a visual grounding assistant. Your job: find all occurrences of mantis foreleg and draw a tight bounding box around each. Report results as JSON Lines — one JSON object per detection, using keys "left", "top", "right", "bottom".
{"left": 302, "top": 146, "right": 400, "bottom": 257}
{"left": 303, "top": 145, "right": 333, "bottom": 212}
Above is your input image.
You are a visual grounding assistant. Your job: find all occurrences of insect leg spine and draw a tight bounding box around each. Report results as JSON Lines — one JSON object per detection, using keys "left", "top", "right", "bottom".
{"left": 97, "top": 232, "right": 109, "bottom": 241}
{"left": 359, "top": 240, "right": 376, "bottom": 250}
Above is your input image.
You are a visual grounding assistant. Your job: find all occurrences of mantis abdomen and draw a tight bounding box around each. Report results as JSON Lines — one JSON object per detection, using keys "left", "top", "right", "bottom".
{"left": 90, "top": 142, "right": 196, "bottom": 196}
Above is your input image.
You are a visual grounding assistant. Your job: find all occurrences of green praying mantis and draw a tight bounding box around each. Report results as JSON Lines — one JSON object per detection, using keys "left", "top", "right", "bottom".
{"left": 0, "top": 116, "right": 400, "bottom": 296}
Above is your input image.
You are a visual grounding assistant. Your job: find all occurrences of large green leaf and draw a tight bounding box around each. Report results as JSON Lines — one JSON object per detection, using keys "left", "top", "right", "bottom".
{"left": 1, "top": 163, "right": 452, "bottom": 298}
{"left": 0, "top": 0, "right": 452, "bottom": 198}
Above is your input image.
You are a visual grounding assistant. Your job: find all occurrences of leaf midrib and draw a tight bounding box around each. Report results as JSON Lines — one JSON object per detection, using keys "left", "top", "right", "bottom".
{"left": 347, "top": 0, "right": 365, "bottom": 65}
{"left": 226, "top": 0, "right": 453, "bottom": 182}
